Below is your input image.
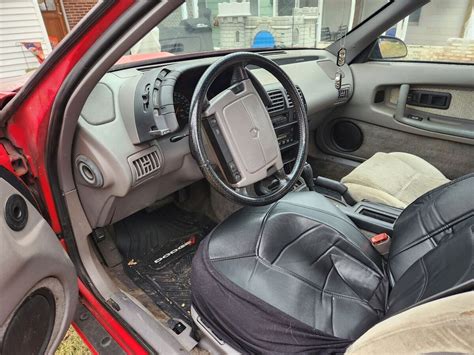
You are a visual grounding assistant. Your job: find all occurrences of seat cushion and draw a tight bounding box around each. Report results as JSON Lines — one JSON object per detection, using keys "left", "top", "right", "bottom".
{"left": 346, "top": 292, "right": 474, "bottom": 355}
{"left": 341, "top": 152, "right": 449, "bottom": 208}
{"left": 191, "top": 179, "right": 473, "bottom": 353}
{"left": 191, "top": 192, "right": 388, "bottom": 353}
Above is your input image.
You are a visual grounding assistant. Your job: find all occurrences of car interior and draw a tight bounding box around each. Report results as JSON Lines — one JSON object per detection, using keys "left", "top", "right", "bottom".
{"left": 51, "top": 0, "right": 473, "bottom": 353}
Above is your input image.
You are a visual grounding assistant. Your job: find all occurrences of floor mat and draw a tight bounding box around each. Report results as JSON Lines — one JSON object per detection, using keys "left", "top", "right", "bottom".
{"left": 114, "top": 204, "right": 216, "bottom": 323}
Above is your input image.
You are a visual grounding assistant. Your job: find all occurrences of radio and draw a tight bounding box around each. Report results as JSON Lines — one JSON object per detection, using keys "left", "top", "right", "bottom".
{"left": 271, "top": 115, "right": 288, "bottom": 127}
{"left": 277, "top": 127, "right": 295, "bottom": 147}
{"left": 266, "top": 100, "right": 299, "bottom": 172}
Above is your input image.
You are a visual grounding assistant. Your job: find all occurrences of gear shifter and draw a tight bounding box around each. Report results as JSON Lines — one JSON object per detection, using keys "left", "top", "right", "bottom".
{"left": 301, "top": 163, "right": 316, "bottom": 191}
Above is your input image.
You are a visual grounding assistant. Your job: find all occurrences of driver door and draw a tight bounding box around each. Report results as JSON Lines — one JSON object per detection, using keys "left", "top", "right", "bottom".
{"left": 0, "top": 167, "right": 77, "bottom": 354}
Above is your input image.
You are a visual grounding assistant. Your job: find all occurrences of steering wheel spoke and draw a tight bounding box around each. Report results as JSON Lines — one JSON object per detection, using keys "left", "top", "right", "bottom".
{"left": 231, "top": 62, "right": 249, "bottom": 84}
{"left": 275, "top": 168, "right": 290, "bottom": 185}
{"left": 235, "top": 186, "right": 253, "bottom": 197}
{"left": 202, "top": 96, "right": 210, "bottom": 113}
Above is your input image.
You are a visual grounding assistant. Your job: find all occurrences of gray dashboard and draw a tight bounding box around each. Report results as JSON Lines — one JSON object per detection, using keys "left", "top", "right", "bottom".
{"left": 73, "top": 49, "right": 353, "bottom": 227}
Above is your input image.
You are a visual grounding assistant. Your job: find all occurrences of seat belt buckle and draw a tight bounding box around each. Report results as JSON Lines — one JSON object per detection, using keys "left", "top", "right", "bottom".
{"left": 370, "top": 233, "right": 391, "bottom": 256}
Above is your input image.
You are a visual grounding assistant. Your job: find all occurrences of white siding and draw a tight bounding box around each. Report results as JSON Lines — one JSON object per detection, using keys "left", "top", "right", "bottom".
{"left": 404, "top": 0, "right": 470, "bottom": 45}
{"left": 0, "top": 0, "right": 52, "bottom": 81}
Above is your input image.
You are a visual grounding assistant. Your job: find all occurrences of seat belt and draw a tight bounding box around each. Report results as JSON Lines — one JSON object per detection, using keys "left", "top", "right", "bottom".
{"left": 370, "top": 233, "right": 391, "bottom": 256}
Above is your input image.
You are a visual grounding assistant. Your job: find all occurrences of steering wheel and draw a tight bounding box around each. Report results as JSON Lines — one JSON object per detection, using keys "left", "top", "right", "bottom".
{"left": 189, "top": 52, "right": 308, "bottom": 206}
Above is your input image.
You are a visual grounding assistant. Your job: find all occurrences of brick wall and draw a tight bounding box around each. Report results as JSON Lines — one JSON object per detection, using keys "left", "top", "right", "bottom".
{"left": 62, "top": 0, "right": 98, "bottom": 28}
{"left": 406, "top": 38, "right": 474, "bottom": 63}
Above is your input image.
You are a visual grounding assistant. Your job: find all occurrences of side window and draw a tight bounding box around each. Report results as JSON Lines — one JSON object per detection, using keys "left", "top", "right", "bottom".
{"left": 375, "top": 1, "right": 473, "bottom": 64}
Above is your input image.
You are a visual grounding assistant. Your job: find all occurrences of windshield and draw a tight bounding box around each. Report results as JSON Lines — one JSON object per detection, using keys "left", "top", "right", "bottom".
{"left": 119, "top": 0, "right": 389, "bottom": 62}
{"left": 0, "top": 0, "right": 389, "bottom": 91}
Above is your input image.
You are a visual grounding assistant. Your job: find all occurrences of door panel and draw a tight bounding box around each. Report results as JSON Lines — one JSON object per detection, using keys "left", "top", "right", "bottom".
{"left": 342, "top": 61, "right": 474, "bottom": 144}
{"left": 0, "top": 168, "right": 77, "bottom": 353}
{"left": 313, "top": 61, "right": 474, "bottom": 181}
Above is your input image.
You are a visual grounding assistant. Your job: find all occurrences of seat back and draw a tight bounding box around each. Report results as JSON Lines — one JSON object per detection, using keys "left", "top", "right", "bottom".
{"left": 387, "top": 173, "right": 473, "bottom": 315}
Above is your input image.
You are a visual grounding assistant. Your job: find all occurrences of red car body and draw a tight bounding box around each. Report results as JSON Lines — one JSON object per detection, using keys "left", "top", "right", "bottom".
{"left": 3, "top": 1, "right": 471, "bottom": 353}
{"left": 0, "top": 1, "right": 148, "bottom": 352}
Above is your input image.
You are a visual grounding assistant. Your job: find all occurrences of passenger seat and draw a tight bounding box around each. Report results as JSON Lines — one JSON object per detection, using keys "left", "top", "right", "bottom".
{"left": 341, "top": 152, "right": 450, "bottom": 209}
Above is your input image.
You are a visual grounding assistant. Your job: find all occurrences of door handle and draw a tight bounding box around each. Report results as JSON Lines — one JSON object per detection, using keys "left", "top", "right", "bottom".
{"left": 394, "top": 84, "right": 410, "bottom": 121}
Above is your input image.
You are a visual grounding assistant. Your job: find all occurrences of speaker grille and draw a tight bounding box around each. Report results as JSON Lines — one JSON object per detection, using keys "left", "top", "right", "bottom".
{"left": 2, "top": 288, "right": 55, "bottom": 355}
{"left": 331, "top": 121, "right": 363, "bottom": 152}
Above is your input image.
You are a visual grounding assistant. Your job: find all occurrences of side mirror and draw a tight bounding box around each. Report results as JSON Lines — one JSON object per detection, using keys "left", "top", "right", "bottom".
{"left": 369, "top": 36, "right": 407, "bottom": 60}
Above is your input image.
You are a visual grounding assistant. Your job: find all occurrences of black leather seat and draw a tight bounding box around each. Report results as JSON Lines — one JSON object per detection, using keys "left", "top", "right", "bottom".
{"left": 191, "top": 174, "right": 473, "bottom": 353}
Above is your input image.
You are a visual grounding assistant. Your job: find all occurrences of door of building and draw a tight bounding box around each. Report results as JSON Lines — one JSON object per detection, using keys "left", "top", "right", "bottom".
{"left": 38, "top": 0, "right": 68, "bottom": 45}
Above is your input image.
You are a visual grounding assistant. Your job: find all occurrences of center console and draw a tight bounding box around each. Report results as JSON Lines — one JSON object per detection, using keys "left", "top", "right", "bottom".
{"left": 312, "top": 173, "right": 403, "bottom": 234}
{"left": 339, "top": 201, "right": 402, "bottom": 234}
{"left": 255, "top": 85, "right": 307, "bottom": 195}
{"left": 266, "top": 85, "right": 306, "bottom": 173}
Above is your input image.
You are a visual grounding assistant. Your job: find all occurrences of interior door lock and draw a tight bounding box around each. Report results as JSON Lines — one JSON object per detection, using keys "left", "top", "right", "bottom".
{"left": 335, "top": 72, "right": 342, "bottom": 90}
{"left": 407, "top": 114, "right": 423, "bottom": 121}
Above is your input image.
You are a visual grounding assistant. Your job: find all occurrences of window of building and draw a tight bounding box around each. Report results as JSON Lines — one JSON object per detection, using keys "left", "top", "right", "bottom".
{"left": 292, "top": 28, "right": 299, "bottom": 44}
{"left": 408, "top": 8, "right": 421, "bottom": 25}
{"left": 38, "top": 0, "right": 57, "bottom": 12}
{"left": 299, "top": 0, "right": 318, "bottom": 8}
{"left": 278, "top": 0, "right": 295, "bottom": 16}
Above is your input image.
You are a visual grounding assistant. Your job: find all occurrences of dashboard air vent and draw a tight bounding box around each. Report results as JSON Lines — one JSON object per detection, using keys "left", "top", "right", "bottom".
{"left": 267, "top": 89, "right": 285, "bottom": 114}
{"left": 130, "top": 147, "right": 161, "bottom": 182}
{"left": 286, "top": 86, "right": 305, "bottom": 108}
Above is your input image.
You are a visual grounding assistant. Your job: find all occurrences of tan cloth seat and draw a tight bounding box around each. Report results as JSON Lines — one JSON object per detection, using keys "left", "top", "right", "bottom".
{"left": 341, "top": 152, "right": 450, "bottom": 208}
{"left": 346, "top": 292, "right": 474, "bottom": 355}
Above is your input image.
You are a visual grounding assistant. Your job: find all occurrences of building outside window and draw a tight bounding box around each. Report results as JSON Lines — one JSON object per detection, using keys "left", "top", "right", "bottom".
{"left": 1, "top": 0, "right": 473, "bottom": 82}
